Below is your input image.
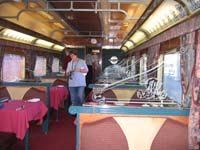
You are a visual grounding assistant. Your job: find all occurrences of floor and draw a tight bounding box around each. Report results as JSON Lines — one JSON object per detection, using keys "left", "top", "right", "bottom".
{"left": 13, "top": 109, "right": 76, "bottom": 150}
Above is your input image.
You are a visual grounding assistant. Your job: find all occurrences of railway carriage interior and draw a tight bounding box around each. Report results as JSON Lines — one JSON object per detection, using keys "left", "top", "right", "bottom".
{"left": 0, "top": 0, "right": 200, "bottom": 150}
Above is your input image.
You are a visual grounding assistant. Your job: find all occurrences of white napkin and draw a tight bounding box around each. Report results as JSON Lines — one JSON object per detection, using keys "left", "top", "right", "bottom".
{"left": 57, "top": 85, "right": 64, "bottom": 87}
{"left": 27, "top": 98, "right": 40, "bottom": 102}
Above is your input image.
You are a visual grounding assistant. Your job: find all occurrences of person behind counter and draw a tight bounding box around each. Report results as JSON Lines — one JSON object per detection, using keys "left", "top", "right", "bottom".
{"left": 86, "top": 51, "right": 99, "bottom": 83}
{"left": 66, "top": 50, "right": 88, "bottom": 106}
{"left": 62, "top": 49, "right": 72, "bottom": 76}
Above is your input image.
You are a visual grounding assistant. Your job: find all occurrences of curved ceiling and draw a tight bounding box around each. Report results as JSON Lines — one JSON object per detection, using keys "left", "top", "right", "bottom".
{"left": 121, "top": 0, "right": 200, "bottom": 52}
{"left": 0, "top": 0, "right": 152, "bottom": 48}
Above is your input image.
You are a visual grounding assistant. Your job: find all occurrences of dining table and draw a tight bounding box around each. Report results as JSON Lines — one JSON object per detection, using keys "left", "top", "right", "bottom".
{"left": 0, "top": 100, "right": 48, "bottom": 150}
{"left": 50, "top": 86, "right": 69, "bottom": 120}
{"left": 50, "top": 86, "right": 69, "bottom": 110}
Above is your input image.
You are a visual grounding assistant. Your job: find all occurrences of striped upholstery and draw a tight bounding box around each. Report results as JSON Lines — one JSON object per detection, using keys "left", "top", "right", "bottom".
{"left": 151, "top": 118, "right": 188, "bottom": 150}
{"left": 22, "top": 87, "right": 47, "bottom": 104}
{"left": 81, "top": 117, "right": 188, "bottom": 150}
{"left": 0, "top": 87, "right": 11, "bottom": 100}
{"left": 52, "top": 79, "right": 67, "bottom": 86}
{"left": 81, "top": 117, "right": 128, "bottom": 150}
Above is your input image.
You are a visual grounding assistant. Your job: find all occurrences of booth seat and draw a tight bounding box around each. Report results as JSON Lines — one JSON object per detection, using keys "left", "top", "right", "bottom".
{"left": 0, "top": 84, "right": 50, "bottom": 150}
{"left": 0, "top": 86, "right": 47, "bottom": 105}
{"left": 81, "top": 116, "right": 187, "bottom": 150}
{"left": 51, "top": 78, "right": 67, "bottom": 86}
{"left": 86, "top": 88, "right": 145, "bottom": 104}
{"left": 40, "top": 78, "right": 69, "bottom": 120}
{"left": 69, "top": 105, "right": 189, "bottom": 150}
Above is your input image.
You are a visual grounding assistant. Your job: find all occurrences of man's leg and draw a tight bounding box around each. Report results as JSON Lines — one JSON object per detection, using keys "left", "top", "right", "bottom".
{"left": 77, "top": 86, "right": 85, "bottom": 105}
{"left": 69, "top": 87, "right": 78, "bottom": 105}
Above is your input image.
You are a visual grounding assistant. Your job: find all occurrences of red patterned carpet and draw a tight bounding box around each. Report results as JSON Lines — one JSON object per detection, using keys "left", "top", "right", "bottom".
{"left": 13, "top": 109, "right": 76, "bottom": 150}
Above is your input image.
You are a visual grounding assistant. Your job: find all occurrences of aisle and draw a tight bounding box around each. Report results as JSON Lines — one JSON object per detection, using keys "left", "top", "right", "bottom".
{"left": 13, "top": 109, "right": 76, "bottom": 150}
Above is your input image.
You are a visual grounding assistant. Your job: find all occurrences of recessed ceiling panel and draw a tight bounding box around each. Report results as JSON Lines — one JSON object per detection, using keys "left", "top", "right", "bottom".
{"left": 0, "top": 0, "right": 152, "bottom": 48}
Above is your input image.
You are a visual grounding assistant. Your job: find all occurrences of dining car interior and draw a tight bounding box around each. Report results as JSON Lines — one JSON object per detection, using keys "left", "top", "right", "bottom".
{"left": 0, "top": 0, "right": 200, "bottom": 150}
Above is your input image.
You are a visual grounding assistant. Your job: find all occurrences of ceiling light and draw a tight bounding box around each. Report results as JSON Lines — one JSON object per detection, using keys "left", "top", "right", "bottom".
{"left": 185, "top": 0, "right": 200, "bottom": 12}
{"left": 130, "top": 30, "right": 146, "bottom": 44}
{"left": 109, "top": 39, "right": 114, "bottom": 43}
{"left": 91, "top": 38, "right": 97, "bottom": 44}
{"left": 102, "top": 45, "right": 121, "bottom": 49}
{"left": 141, "top": 1, "right": 185, "bottom": 34}
{"left": 35, "top": 39, "right": 54, "bottom": 48}
{"left": 110, "top": 25, "right": 121, "bottom": 30}
{"left": 121, "top": 46, "right": 128, "bottom": 52}
{"left": 92, "top": 49, "right": 100, "bottom": 53}
{"left": 53, "top": 45, "right": 65, "bottom": 51}
{"left": 0, "top": 29, "right": 64, "bottom": 51}
{"left": 1, "top": 29, "right": 36, "bottom": 43}
{"left": 122, "top": 0, "right": 193, "bottom": 50}
{"left": 124, "top": 40, "right": 134, "bottom": 49}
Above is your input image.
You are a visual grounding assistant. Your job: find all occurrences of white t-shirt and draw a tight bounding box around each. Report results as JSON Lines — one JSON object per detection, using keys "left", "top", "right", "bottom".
{"left": 86, "top": 53, "right": 93, "bottom": 66}
{"left": 66, "top": 59, "right": 88, "bottom": 87}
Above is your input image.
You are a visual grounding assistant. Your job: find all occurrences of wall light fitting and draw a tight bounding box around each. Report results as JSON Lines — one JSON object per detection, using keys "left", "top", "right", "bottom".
{"left": 53, "top": 44, "right": 65, "bottom": 51}
{"left": 2, "top": 29, "right": 36, "bottom": 43}
{"left": 35, "top": 39, "right": 54, "bottom": 48}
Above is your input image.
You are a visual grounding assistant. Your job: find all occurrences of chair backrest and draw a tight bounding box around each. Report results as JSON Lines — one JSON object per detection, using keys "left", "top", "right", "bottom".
{"left": 150, "top": 118, "right": 188, "bottom": 150}
{"left": 103, "top": 90, "right": 117, "bottom": 101}
{"left": 22, "top": 87, "right": 47, "bottom": 104}
{"left": 81, "top": 117, "right": 128, "bottom": 150}
{"left": 0, "top": 87, "right": 11, "bottom": 100}
{"left": 52, "top": 79, "right": 67, "bottom": 86}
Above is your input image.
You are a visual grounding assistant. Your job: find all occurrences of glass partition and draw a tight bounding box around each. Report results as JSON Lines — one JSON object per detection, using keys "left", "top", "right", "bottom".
{"left": 163, "top": 52, "right": 182, "bottom": 104}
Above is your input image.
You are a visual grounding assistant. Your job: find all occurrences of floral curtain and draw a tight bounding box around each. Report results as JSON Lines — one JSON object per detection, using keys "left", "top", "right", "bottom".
{"left": 2, "top": 53, "right": 25, "bottom": 81}
{"left": 34, "top": 56, "right": 47, "bottom": 77}
{"left": 52, "top": 57, "right": 60, "bottom": 73}
{"left": 188, "top": 30, "right": 200, "bottom": 150}
{"left": 180, "top": 32, "right": 195, "bottom": 107}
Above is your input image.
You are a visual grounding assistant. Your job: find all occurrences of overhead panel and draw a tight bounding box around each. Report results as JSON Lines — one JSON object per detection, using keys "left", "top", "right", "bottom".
{"left": 122, "top": 0, "right": 200, "bottom": 51}
{"left": 46, "top": 0, "right": 152, "bottom": 47}
{"left": 0, "top": 2, "right": 66, "bottom": 42}
{"left": 0, "top": 0, "right": 152, "bottom": 49}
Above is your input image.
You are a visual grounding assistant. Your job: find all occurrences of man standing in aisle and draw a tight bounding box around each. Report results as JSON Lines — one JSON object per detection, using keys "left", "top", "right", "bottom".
{"left": 66, "top": 49, "right": 88, "bottom": 106}
{"left": 86, "top": 51, "right": 94, "bottom": 86}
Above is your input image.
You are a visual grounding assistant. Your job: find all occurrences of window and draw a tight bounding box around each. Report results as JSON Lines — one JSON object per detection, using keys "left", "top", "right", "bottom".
{"left": 157, "top": 54, "right": 164, "bottom": 83}
{"left": 130, "top": 55, "right": 136, "bottom": 77}
{"left": 163, "top": 52, "right": 182, "bottom": 103}
{"left": 139, "top": 54, "right": 147, "bottom": 84}
{"left": 2, "top": 53, "right": 25, "bottom": 81}
{"left": 34, "top": 56, "right": 47, "bottom": 77}
{"left": 52, "top": 57, "right": 60, "bottom": 72}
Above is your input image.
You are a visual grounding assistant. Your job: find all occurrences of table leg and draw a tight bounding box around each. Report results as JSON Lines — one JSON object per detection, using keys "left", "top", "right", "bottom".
{"left": 42, "top": 115, "right": 49, "bottom": 134}
{"left": 56, "top": 109, "right": 59, "bottom": 121}
{"left": 42, "top": 86, "right": 50, "bottom": 134}
{"left": 76, "top": 115, "right": 80, "bottom": 150}
{"left": 24, "top": 128, "right": 30, "bottom": 150}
